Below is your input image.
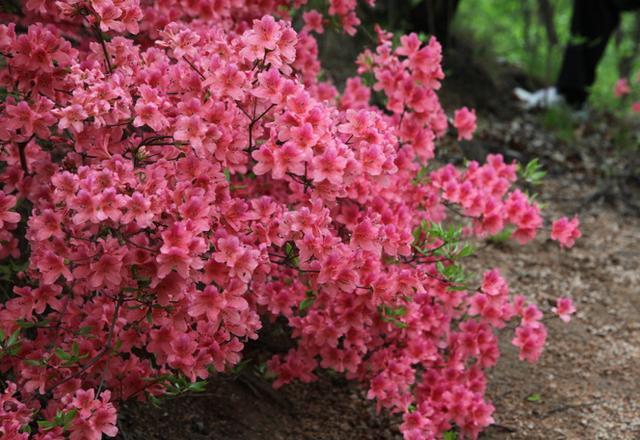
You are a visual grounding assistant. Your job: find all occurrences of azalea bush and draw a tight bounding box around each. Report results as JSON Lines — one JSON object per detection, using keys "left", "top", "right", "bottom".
{"left": 0, "top": 1, "right": 579, "bottom": 439}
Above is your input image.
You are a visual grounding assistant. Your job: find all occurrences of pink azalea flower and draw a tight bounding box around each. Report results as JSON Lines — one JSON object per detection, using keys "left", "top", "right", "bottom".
{"left": 551, "top": 216, "right": 581, "bottom": 249}
{"left": 614, "top": 78, "right": 631, "bottom": 97}
{"left": 552, "top": 297, "right": 576, "bottom": 323}
{"left": 303, "top": 10, "right": 324, "bottom": 34}
{"left": 453, "top": 106, "right": 477, "bottom": 141}
{"left": 57, "top": 104, "right": 88, "bottom": 133}
{"left": 37, "top": 251, "right": 73, "bottom": 284}
{"left": 0, "top": 191, "right": 20, "bottom": 229}
{"left": 89, "top": 254, "right": 123, "bottom": 288}
{"left": 311, "top": 145, "right": 346, "bottom": 184}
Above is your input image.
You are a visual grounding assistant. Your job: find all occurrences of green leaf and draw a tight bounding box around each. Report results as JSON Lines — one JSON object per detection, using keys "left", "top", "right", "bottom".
{"left": 55, "top": 348, "right": 72, "bottom": 361}
{"left": 527, "top": 393, "right": 541, "bottom": 402}
{"left": 299, "top": 297, "right": 315, "bottom": 312}
{"left": 284, "top": 242, "right": 295, "bottom": 256}
{"left": 412, "top": 164, "right": 430, "bottom": 185}
{"left": 62, "top": 409, "right": 78, "bottom": 428}
{"left": 37, "top": 420, "right": 56, "bottom": 431}
{"left": 488, "top": 227, "right": 513, "bottom": 243}
{"left": 223, "top": 168, "right": 231, "bottom": 182}
{"left": 392, "top": 320, "right": 408, "bottom": 329}
{"left": 7, "top": 344, "right": 20, "bottom": 356}
{"left": 443, "top": 431, "right": 457, "bottom": 440}
{"left": 78, "top": 326, "right": 93, "bottom": 336}
{"left": 6, "top": 329, "right": 20, "bottom": 348}
{"left": 148, "top": 393, "right": 163, "bottom": 408}
{"left": 520, "top": 158, "right": 547, "bottom": 185}
{"left": 230, "top": 359, "right": 252, "bottom": 375}
{"left": 458, "top": 244, "right": 474, "bottom": 258}
{"left": 188, "top": 381, "right": 207, "bottom": 393}
{"left": 417, "top": 32, "right": 429, "bottom": 42}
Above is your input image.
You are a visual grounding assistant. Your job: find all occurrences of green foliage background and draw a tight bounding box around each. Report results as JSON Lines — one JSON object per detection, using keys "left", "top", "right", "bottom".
{"left": 453, "top": 0, "right": 640, "bottom": 110}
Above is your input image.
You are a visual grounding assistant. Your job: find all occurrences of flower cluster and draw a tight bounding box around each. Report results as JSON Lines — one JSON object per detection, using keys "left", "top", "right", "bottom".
{"left": 551, "top": 216, "right": 581, "bottom": 249}
{"left": 0, "top": 1, "right": 578, "bottom": 439}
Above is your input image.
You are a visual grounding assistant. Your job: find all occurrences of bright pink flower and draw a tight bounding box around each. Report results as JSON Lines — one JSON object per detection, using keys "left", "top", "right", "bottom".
{"left": 213, "top": 236, "right": 243, "bottom": 267}
{"left": 273, "top": 142, "right": 305, "bottom": 179}
{"left": 229, "top": 248, "right": 260, "bottom": 282}
{"left": 121, "top": 192, "right": 153, "bottom": 227}
{"left": 89, "top": 253, "right": 123, "bottom": 288}
{"left": 552, "top": 297, "right": 576, "bottom": 323}
{"left": 252, "top": 143, "right": 276, "bottom": 176}
{"left": 28, "top": 209, "right": 63, "bottom": 241}
{"left": 512, "top": 324, "right": 547, "bottom": 362}
{"left": 206, "top": 63, "right": 246, "bottom": 100}
{"left": 4, "top": 101, "right": 37, "bottom": 137}
{"left": 70, "top": 190, "right": 99, "bottom": 225}
{"left": 481, "top": 269, "right": 507, "bottom": 297}
{"left": 351, "top": 217, "right": 380, "bottom": 253}
{"left": 614, "top": 78, "right": 631, "bottom": 97}
{"left": 37, "top": 251, "right": 73, "bottom": 284}
{"left": 521, "top": 304, "right": 543, "bottom": 325}
{"left": 254, "top": 68, "right": 283, "bottom": 102}
{"left": 96, "top": 188, "right": 125, "bottom": 222}
{"left": 68, "top": 390, "right": 118, "bottom": 439}
{"left": 311, "top": 146, "right": 347, "bottom": 184}
{"left": 241, "top": 15, "right": 283, "bottom": 61}
{"left": 303, "top": 10, "right": 325, "bottom": 34}
{"left": 31, "top": 284, "right": 63, "bottom": 313}
{"left": 57, "top": 104, "right": 88, "bottom": 133}
{"left": 550, "top": 216, "right": 581, "bottom": 249}
{"left": 453, "top": 107, "right": 477, "bottom": 141}
{"left": 0, "top": 191, "right": 20, "bottom": 229}
{"left": 134, "top": 101, "right": 168, "bottom": 131}
{"left": 189, "top": 285, "right": 226, "bottom": 324}
{"left": 174, "top": 115, "right": 205, "bottom": 149}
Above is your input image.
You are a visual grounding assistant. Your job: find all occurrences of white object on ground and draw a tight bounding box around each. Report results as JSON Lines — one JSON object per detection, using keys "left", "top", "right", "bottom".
{"left": 513, "top": 86, "right": 565, "bottom": 109}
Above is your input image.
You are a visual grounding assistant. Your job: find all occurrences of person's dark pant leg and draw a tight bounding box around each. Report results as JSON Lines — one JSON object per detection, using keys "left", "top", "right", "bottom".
{"left": 407, "top": 0, "right": 461, "bottom": 47}
{"left": 556, "top": 0, "right": 640, "bottom": 107}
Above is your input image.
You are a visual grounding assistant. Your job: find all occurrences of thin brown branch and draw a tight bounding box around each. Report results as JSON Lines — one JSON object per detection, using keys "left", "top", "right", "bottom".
{"left": 93, "top": 25, "right": 113, "bottom": 73}
{"left": 182, "top": 55, "right": 206, "bottom": 81}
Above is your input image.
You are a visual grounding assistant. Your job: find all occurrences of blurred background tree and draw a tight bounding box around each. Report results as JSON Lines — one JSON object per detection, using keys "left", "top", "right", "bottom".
{"left": 452, "top": 0, "right": 640, "bottom": 110}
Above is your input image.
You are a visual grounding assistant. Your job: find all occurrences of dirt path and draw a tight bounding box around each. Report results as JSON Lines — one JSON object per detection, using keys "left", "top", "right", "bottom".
{"left": 479, "top": 178, "right": 640, "bottom": 440}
